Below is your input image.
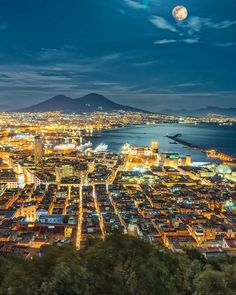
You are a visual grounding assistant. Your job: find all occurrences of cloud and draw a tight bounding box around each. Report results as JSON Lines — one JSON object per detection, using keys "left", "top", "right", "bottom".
{"left": 207, "top": 19, "right": 236, "bottom": 29}
{"left": 124, "top": 0, "right": 147, "bottom": 9}
{"left": 0, "top": 23, "right": 8, "bottom": 30}
{"left": 132, "top": 60, "right": 157, "bottom": 67}
{"left": 151, "top": 15, "right": 236, "bottom": 36}
{"left": 38, "top": 48, "right": 70, "bottom": 61}
{"left": 98, "top": 53, "right": 121, "bottom": 62}
{"left": 182, "top": 38, "right": 199, "bottom": 44}
{"left": 150, "top": 16, "right": 177, "bottom": 32}
{"left": 93, "top": 82, "right": 120, "bottom": 86}
{"left": 0, "top": 52, "right": 124, "bottom": 99}
{"left": 154, "top": 38, "right": 200, "bottom": 45}
{"left": 151, "top": 15, "right": 235, "bottom": 46}
{"left": 176, "top": 82, "right": 204, "bottom": 88}
{"left": 0, "top": 53, "right": 130, "bottom": 108}
{"left": 181, "top": 16, "right": 236, "bottom": 36}
{"left": 216, "top": 42, "right": 235, "bottom": 47}
{"left": 154, "top": 39, "right": 177, "bottom": 45}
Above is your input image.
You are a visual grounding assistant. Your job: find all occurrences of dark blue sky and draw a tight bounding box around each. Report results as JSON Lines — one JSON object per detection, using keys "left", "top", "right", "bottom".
{"left": 0, "top": 0, "right": 235, "bottom": 111}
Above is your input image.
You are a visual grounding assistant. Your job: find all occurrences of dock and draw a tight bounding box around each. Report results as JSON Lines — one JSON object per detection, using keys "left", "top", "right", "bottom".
{"left": 166, "top": 134, "right": 236, "bottom": 162}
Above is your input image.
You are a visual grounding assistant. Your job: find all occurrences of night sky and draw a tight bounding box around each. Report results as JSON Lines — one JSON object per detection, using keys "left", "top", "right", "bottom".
{"left": 0, "top": 0, "right": 235, "bottom": 111}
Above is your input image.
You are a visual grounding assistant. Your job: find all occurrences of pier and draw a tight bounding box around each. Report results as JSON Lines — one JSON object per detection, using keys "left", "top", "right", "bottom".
{"left": 166, "top": 134, "right": 236, "bottom": 162}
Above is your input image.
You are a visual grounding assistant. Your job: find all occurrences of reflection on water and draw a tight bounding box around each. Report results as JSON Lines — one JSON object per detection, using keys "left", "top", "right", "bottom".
{"left": 91, "top": 123, "right": 236, "bottom": 162}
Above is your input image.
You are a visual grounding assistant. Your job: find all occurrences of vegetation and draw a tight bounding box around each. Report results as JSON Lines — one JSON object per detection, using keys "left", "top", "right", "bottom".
{"left": 0, "top": 233, "right": 235, "bottom": 295}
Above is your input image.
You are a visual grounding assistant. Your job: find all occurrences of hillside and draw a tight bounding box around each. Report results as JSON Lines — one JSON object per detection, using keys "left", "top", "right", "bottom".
{"left": 163, "top": 106, "right": 236, "bottom": 117}
{"left": 0, "top": 233, "right": 235, "bottom": 295}
{"left": 17, "top": 93, "right": 149, "bottom": 114}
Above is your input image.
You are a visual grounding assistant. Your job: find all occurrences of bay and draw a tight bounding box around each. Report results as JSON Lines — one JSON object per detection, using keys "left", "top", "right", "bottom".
{"left": 91, "top": 123, "right": 236, "bottom": 162}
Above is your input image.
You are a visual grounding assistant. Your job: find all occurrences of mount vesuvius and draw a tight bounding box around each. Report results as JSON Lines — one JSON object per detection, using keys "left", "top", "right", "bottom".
{"left": 17, "top": 93, "right": 149, "bottom": 114}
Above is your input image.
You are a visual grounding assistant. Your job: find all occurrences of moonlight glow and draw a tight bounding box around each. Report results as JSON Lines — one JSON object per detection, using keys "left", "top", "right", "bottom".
{"left": 172, "top": 6, "right": 188, "bottom": 21}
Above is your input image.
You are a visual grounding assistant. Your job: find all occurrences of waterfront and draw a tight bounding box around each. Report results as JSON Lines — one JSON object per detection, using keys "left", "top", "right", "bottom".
{"left": 0, "top": 111, "right": 235, "bottom": 258}
{"left": 92, "top": 123, "right": 236, "bottom": 162}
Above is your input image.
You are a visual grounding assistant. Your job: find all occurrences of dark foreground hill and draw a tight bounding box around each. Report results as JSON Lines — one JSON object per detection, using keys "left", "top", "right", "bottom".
{"left": 17, "top": 93, "right": 149, "bottom": 114}
{"left": 0, "top": 233, "right": 235, "bottom": 295}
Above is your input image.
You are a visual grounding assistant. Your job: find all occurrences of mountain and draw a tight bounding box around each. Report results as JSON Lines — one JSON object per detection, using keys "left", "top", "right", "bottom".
{"left": 162, "top": 106, "right": 236, "bottom": 117}
{"left": 17, "top": 93, "right": 149, "bottom": 114}
{"left": 18, "top": 95, "right": 74, "bottom": 113}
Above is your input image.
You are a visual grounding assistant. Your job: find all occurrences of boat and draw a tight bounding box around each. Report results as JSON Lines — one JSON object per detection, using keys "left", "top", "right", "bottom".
{"left": 94, "top": 143, "right": 108, "bottom": 153}
{"left": 77, "top": 141, "right": 93, "bottom": 150}
{"left": 219, "top": 122, "right": 233, "bottom": 126}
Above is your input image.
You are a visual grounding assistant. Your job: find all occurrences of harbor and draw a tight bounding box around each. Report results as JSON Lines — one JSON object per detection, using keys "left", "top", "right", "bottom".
{"left": 166, "top": 133, "right": 236, "bottom": 163}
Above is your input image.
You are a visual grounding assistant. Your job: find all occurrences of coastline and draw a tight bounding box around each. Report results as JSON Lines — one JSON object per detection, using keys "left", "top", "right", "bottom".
{"left": 166, "top": 133, "right": 236, "bottom": 163}
{"left": 90, "top": 123, "right": 236, "bottom": 163}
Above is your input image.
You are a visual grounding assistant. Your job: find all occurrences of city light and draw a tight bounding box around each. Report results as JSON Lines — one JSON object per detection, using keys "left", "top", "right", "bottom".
{"left": 0, "top": 110, "right": 235, "bottom": 257}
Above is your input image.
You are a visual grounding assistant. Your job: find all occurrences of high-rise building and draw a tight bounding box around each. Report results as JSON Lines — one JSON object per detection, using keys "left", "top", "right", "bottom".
{"left": 34, "top": 136, "right": 43, "bottom": 165}
{"left": 185, "top": 155, "right": 192, "bottom": 166}
{"left": 151, "top": 140, "right": 159, "bottom": 153}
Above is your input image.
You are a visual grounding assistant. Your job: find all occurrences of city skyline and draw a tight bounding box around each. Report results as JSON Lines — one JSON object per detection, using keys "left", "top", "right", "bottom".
{"left": 0, "top": 110, "right": 235, "bottom": 259}
{"left": 0, "top": 0, "right": 235, "bottom": 111}
{"left": 0, "top": 1, "right": 236, "bottom": 292}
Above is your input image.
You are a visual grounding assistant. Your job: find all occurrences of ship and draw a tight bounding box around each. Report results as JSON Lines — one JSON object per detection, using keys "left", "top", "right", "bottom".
{"left": 219, "top": 122, "right": 233, "bottom": 126}
{"left": 54, "top": 141, "right": 93, "bottom": 151}
{"left": 94, "top": 143, "right": 108, "bottom": 153}
{"left": 77, "top": 141, "right": 93, "bottom": 151}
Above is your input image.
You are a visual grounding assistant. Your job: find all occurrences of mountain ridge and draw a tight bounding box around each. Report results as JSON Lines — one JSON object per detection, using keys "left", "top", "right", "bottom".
{"left": 16, "top": 93, "right": 150, "bottom": 114}
{"left": 162, "top": 106, "right": 236, "bottom": 117}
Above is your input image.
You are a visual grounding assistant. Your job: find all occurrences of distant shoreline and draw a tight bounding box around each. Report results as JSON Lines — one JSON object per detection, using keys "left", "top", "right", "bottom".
{"left": 92, "top": 123, "right": 236, "bottom": 163}
{"left": 166, "top": 133, "right": 235, "bottom": 163}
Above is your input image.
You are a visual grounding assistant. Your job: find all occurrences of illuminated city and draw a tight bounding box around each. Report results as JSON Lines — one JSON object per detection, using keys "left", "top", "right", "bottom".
{"left": 0, "top": 110, "right": 235, "bottom": 255}
{"left": 0, "top": 0, "right": 236, "bottom": 293}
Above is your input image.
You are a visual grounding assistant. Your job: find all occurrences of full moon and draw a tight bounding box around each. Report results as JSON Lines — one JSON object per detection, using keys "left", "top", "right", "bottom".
{"left": 172, "top": 6, "right": 188, "bottom": 21}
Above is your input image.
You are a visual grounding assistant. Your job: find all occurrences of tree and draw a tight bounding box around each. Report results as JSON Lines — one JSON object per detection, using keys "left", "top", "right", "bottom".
{"left": 0, "top": 234, "right": 235, "bottom": 295}
{"left": 193, "top": 268, "right": 228, "bottom": 295}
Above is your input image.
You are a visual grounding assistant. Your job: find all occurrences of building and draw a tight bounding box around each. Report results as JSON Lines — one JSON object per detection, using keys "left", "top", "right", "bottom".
{"left": 0, "top": 184, "right": 7, "bottom": 196}
{"left": 56, "top": 164, "right": 74, "bottom": 182}
{"left": 161, "top": 153, "right": 181, "bottom": 167}
{"left": 0, "top": 170, "right": 18, "bottom": 188}
{"left": 160, "top": 153, "right": 192, "bottom": 167}
{"left": 18, "top": 202, "right": 37, "bottom": 222}
{"left": 34, "top": 136, "right": 44, "bottom": 165}
{"left": 185, "top": 155, "right": 192, "bottom": 166}
{"left": 151, "top": 140, "right": 159, "bottom": 153}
